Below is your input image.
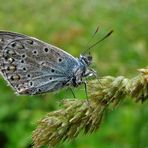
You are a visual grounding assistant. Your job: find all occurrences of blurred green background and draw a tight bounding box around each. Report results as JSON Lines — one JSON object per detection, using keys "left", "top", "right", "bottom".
{"left": 0, "top": 0, "right": 147, "bottom": 148}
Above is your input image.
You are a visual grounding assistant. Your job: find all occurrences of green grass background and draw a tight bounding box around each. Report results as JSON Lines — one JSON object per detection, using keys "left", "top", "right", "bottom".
{"left": 0, "top": 0, "right": 147, "bottom": 148}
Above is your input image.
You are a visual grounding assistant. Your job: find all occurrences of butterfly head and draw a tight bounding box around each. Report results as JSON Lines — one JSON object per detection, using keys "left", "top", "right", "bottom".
{"left": 79, "top": 53, "right": 92, "bottom": 66}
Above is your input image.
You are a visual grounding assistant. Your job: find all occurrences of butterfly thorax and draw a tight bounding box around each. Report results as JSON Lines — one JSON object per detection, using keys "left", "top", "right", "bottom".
{"left": 69, "top": 54, "right": 94, "bottom": 87}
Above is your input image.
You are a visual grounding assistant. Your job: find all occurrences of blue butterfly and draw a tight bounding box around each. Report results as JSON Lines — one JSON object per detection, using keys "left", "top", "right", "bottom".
{"left": 0, "top": 29, "right": 113, "bottom": 95}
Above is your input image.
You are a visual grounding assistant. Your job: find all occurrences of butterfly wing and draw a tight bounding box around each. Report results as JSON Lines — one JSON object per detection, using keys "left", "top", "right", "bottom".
{"left": 0, "top": 31, "right": 78, "bottom": 95}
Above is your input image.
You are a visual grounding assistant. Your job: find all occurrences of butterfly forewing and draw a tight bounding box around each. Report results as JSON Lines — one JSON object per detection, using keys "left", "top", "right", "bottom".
{"left": 0, "top": 31, "right": 78, "bottom": 95}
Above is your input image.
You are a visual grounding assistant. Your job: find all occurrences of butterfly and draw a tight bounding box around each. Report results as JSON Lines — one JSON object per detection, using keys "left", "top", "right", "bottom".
{"left": 0, "top": 30, "right": 113, "bottom": 95}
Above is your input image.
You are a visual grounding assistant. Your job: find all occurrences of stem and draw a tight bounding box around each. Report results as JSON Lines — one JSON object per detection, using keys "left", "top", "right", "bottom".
{"left": 32, "top": 67, "right": 148, "bottom": 148}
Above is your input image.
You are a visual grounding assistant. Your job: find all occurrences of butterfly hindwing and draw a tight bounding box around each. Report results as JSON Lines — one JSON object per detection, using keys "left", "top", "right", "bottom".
{"left": 0, "top": 31, "right": 78, "bottom": 95}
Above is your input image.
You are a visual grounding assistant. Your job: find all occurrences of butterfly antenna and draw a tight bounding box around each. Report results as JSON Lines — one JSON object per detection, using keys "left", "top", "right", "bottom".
{"left": 82, "top": 26, "right": 100, "bottom": 54}
{"left": 82, "top": 30, "right": 114, "bottom": 55}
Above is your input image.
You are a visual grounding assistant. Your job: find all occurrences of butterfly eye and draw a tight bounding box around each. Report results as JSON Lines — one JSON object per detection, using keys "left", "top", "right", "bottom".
{"left": 87, "top": 55, "right": 92, "bottom": 61}
{"left": 44, "top": 48, "right": 49, "bottom": 52}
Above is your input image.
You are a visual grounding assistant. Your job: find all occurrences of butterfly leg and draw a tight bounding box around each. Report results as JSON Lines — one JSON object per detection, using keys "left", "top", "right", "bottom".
{"left": 89, "top": 68, "right": 102, "bottom": 87}
{"left": 93, "top": 71, "right": 103, "bottom": 88}
{"left": 83, "top": 81, "right": 92, "bottom": 108}
{"left": 69, "top": 88, "right": 76, "bottom": 98}
{"left": 83, "top": 81, "right": 88, "bottom": 100}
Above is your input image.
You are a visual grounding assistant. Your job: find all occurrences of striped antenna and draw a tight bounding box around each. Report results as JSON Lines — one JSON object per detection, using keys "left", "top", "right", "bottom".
{"left": 82, "top": 29, "right": 113, "bottom": 55}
